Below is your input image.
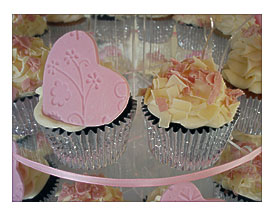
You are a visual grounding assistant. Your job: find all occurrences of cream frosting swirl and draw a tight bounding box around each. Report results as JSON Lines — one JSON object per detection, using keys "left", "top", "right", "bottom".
{"left": 12, "top": 36, "right": 49, "bottom": 100}
{"left": 213, "top": 15, "right": 254, "bottom": 36}
{"left": 142, "top": 56, "right": 243, "bottom": 129}
{"left": 46, "top": 15, "right": 84, "bottom": 23}
{"left": 12, "top": 15, "right": 47, "bottom": 37}
{"left": 213, "top": 131, "right": 262, "bottom": 201}
{"left": 222, "top": 24, "right": 262, "bottom": 94}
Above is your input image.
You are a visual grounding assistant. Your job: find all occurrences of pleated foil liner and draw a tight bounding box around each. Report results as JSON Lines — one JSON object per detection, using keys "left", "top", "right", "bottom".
{"left": 142, "top": 104, "right": 240, "bottom": 171}
{"left": 213, "top": 183, "right": 259, "bottom": 202}
{"left": 176, "top": 23, "right": 228, "bottom": 66}
{"left": 234, "top": 95, "right": 262, "bottom": 135}
{"left": 12, "top": 95, "right": 41, "bottom": 139}
{"left": 43, "top": 99, "right": 137, "bottom": 170}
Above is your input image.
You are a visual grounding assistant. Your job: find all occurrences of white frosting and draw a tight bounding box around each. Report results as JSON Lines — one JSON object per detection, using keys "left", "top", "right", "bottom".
{"left": 34, "top": 87, "right": 85, "bottom": 132}
{"left": 214, "top": 15, "right": 255, "bottom": 36}
{"left": 222, "top": 24, "right": 262, "bottom": 94}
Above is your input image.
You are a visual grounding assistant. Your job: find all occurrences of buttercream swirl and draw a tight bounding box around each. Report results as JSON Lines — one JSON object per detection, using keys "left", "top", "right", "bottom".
{"left": 141, "top": 56, "right": 243, "bottom": 129}
{"left": 213, "top": 131, "right": 262, "bottom": 201}
{"left": 12, "top": 35, "right": 49, "bottom": 100}
{"left": 213, "top": 15, "right": 254, "bottom": 36}
{"left": 46, "top": 14, "right": 84, "bottom": 23}
{"left": 222, "top": 24, "right": 262, "bottom": 94}
{"left": 12, "top": 14, "right": 47, "bottom": 37}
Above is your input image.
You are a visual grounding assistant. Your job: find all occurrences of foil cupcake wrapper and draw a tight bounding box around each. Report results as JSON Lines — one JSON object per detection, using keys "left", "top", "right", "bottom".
{"left": 43, "top": 99, "right": 137, "bottom": 170}
{"left": 142, "top": 105, "right": 240, "bottom": 171}
{"left": 12, "top": 95, "right": 41, "bottom": 139}
{"left": 234, "top": 95, "right": 262, "bottom": 135}
{"left": 136, "top": 16, "right": 175, "bottom": 43}
{"left": 176, "top": 23, "right": 228, "bottom": 65}
{"left": 213, "top": 183, "right": 259, "bottom": 202}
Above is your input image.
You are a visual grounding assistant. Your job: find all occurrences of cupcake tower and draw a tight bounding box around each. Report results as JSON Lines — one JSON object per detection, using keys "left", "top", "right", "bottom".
{"left": 12, "top": 14, "right": 262, "bottom": 202}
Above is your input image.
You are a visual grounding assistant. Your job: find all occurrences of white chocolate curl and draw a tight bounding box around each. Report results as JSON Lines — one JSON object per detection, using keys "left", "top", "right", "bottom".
{"left": 143, "top": 56, "right": 243, "bottom": 129}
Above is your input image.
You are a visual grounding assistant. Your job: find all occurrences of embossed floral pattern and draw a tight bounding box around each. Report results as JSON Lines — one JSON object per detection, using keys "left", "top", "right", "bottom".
{"left": 50, "top": 80, "right": 71, "bottom": 107}
{"left": 47, "top": 60, "right": 60, "bottom": 75}
{"left": 64, "top": 49, "right": 79, "bottom": 65}
{"left": 86, "top": 72, "right": 101, "bottom": 90}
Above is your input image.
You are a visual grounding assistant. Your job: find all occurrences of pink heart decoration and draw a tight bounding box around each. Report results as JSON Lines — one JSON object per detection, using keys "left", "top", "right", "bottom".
{"left": 160, "top": 182, "right": 224, "bottom": 202}
{"left": 42, "top": 30, "right": 130, "bottom": 127}
{"left": 12, "top": 141, "right": 24, "bottom": 202}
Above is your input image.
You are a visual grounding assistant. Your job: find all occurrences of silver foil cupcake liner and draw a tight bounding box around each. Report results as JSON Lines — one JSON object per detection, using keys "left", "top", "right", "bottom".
{"left": 213, "top": 183, "right": 259, "bottom": 202}
{"left": 42, "top": 99, "right": 137, "bottom": 170}
{"left": 176, "top": 23, "right": 229, "bottom": 65}
{"left": 142, "top": 105, "right": 240, "bottom": 171}
{"left": 136, "top": 16, "right": 175, "bottom": 43}
{"left": 12, "top": 95, "right": 41, "bottom": 139}
{"left": 234, "top": 95, "right": 262, "bottom": 135}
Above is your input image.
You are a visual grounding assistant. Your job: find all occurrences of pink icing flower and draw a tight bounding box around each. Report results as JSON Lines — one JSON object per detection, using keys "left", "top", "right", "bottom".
{"left": 50, "top": 80, "right": 71, "bottom": 107}
{"left": 27, "top": 57, "right": 41, "bottom": 73}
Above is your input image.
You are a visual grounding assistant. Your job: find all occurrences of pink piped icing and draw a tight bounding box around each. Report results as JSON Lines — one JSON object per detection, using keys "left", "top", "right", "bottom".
{"left": 12, "top": 141, "right": 24, "bottom": 202}
{"left": 160, "top": 182, "right": 224, "bottom": 202}
{"left": 42, "top": 31, "right": 130, "bottom": 127}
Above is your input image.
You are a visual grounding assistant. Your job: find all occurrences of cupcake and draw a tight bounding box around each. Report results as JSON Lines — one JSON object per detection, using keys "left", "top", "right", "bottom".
{"left": 12, "top": 14, "right": 48, "bottom": 37}
{"left": 45, "top": 14, "right": 85, "bottom": 24}
{"left": 33, "top": 30, "right": 136, "bottom": 170}
{"left": 12, "top": 35, "right": 49, "bottom": 101}
{"left": 136, "top": 15, "right": 175, "bottom": 76}
{"left": 213, "top": 130, "right": 262, "bottom": 201}
{"left": 140, "top": 56, "right": 243, "bottom": 170}
{"left": 14, "top": 141, "right": 59, "bottom": 202}
{"left": 55, "top": 177, "right": 123, "bottom": 202}
{"left": 222, "top": 22, "right": 262, "bottom": 135}
{"left": 146, "top": 182, "right": 223, "bottom": 202}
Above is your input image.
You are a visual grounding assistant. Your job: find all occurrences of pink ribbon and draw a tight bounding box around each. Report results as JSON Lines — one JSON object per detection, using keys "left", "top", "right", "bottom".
{"left": 13, "top": 146, "right": 261, "bottom": 187}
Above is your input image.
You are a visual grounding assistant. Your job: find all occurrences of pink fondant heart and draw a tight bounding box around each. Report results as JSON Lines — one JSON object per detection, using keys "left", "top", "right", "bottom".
{"left": 42, "top": 31, "right": 130, "bottom": 127}
{"left": 160, "top": 182, "right": 224, "bottom": 202}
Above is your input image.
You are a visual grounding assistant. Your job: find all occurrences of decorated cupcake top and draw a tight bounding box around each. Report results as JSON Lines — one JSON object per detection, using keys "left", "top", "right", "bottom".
{"left": 57, "top": 179, "right": 123, "bottom": 202}
{"left": 213, "top": 131, "right": 262, "bottom": 201}
{"left": 12, "top": 35, "right": 49, "bottom": 100}
{"left": 12, "top": 14, "right": 47, "bottom": 37}
{"left": 214, "top": 15, "right": 254, "bottom": 36}
{"left": 45, "top": 14, "right": 84, "bottom": 23}
{"left": 34, "top": 30, "right": 130, "bottom": 130}
{"left": 141, "top": 56, "right": 243, "bottom": 129}
{"left": 222, "top": 23, "right": 262, "bottom": 94}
